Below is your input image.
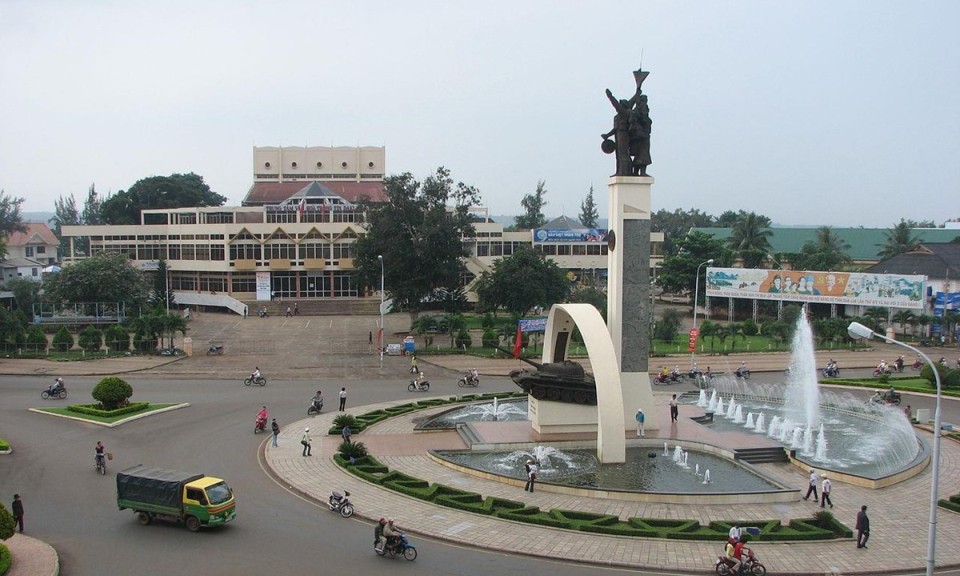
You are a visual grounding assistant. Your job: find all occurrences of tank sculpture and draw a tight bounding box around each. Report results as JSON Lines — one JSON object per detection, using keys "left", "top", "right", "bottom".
{"left": 508, "top": 354, "right": 598, "bottom": 405}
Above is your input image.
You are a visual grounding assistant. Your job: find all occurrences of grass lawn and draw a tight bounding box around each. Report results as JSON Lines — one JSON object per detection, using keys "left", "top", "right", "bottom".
{"left": 34, "top": 403, "right": 179, "bottom": 424}
{"left": 655, "top": 335, "right": 867, "bottom": 355}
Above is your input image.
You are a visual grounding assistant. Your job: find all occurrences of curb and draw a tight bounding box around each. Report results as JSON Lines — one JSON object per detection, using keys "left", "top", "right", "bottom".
{"left": 27, "top": 403, "right": 190, "bottom": 428}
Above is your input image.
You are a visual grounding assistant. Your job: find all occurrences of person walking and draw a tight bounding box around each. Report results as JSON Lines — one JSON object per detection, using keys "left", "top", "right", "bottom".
{"left": 339, "top": 387, "right": 347, "bottom": 411}
{"left": 820, "top": 474, "right": 833, "bottom": 508}
{"left": 11, "top": 494, "right": 24, "bottom": 533}
{"left": 301, "top": 428, "right": 312, "bottom": 457}
{"left": 285, "top": 305, "right": 292, "bottom": 317}
{"left": 669, "top": 394, "right": 679, "bottom": 423}
{"left": 635, "top": 408, "right": 645, "bottom": 437}
{"left": 293, "top": 302, "right": 299, "bottom": 316}
{"left": 341, "top": 425, "right": 352, "bottom": 444}
{"left": 410, "top": 355, "right": 419, "bottom": 374}
{"left": 803, "top": 469, "right": 819, "bottom": 501}
{"left": 271, "top": 418, "right": 280, "bottom": 448}
{"left": 524, "top": 460, "right": 538, "bottom": 492}
{"left": 856, "top": 505, "right": 870, "bottom": 549}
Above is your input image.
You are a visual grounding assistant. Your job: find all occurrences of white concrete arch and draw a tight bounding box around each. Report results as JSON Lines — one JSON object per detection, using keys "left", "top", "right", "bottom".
{"left": 541, "top": 303, "right": 625, "bottom": 463}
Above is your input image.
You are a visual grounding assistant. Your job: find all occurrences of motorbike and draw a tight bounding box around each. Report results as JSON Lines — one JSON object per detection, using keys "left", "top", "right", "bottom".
{"left": 159, "top": 348, "right": 181, "bottom": 356}
{"left": 408, "top": 379, "right": 431, "bottom": 392}
{"left": 715, "top": 547, "right": 765, "bottom": 576}
{"left": 244, "top": 375, "right": 267, "bottom": 387}
{"left": 735, "top": 368, "right": 751, "bottom": 380}
{"left": 41, "top": 382, "right": 68, "bottom": 400}
{"left": 328, "top": 490, "right": 355, "bottom": 518}
{"left": 870, "top": 391, "right": 902, "bottom": 405}
{"left": 206, "top": 344, "right": 224, "bottom": 355}
{"left": 822, "top": 366, "right": 840, "bottom": 378}
{"left": 655, "top": 372, "right": 684, "bottom": 385}
{"left": 254, "top": 415, "right": 267, "bottom": 434}
{"left": 95, "top": 453, "right": 106, "bottom": 475}
{"left": 873, "top": 366, "right": 893, "bottom": 376}
{"left": 307, "top": 398, "right": 324, "bottom": 416}
{"left": 457, "top": 372, "right": 480, "bottom": 387}
{"left": 911, "top": 359, "right": 923, "bottom": 371}
{"left": 375, "top": 531, "right": 417, "bottom": 561}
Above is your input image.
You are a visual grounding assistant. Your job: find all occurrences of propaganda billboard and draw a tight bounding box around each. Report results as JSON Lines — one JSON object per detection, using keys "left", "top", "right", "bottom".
{"left": 704, "top": 268, "right": 926, "bottom": 310}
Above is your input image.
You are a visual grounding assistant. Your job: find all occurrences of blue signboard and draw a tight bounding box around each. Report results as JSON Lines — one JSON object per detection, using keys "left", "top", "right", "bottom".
{"left": 533, "top": 228, "right": 607, "bottom": 243}
{"left": 933, "top": 292, "right": 960, "bottom": 316}
{"left": 518, "top": 318, "right": 547, "bottom": 332}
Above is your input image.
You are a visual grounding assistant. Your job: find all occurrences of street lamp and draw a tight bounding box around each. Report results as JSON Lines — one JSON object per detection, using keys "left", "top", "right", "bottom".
{"left": 767, "top": 252, "right": 784, "bottom": 320}
{"left": 847, "top": 321, "right": 942, "bottom": 576}
{"left": 691, "top": 258, "right": 714, "bottom": 367}
{"left": 378, "top": 255, "right": 385, "bottom": 368}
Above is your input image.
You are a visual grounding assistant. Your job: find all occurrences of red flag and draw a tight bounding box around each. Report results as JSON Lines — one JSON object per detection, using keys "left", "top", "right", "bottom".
{"left": 513, "top": 325, "right": 523, "bottom": 359}
{"left": 297, "top": 198, "right": 306, "bottom": 215}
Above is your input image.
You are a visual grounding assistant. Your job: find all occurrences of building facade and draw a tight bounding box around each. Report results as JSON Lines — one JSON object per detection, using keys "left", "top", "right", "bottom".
{"left": 1, "top": 223, "right": 59, "bottom": 283}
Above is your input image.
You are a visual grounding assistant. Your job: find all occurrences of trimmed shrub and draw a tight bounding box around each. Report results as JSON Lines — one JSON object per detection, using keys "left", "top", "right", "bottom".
{"left": 921, "top": 363, "right": 951, "bottom": 386}
{"left": 78, "top": 325, "right": 104, "bottom": 352}
{"left": 337, "top": 441, "right": 368, "bottom": 459}
{"left": 0, "top": 502, "right": 14, "bottom": 541}
{"left": 67, "top": 402, "right": 149, "bottom": 417}
{"left": 25, "top": 325, "right": 47, "bottom": 350}
{"left": 91, "top": 376, "right": 133, "bottom": 410}
{"left": 104, "top": 325, "right": 130, "bottom": 352}
{"left": 481, "top": 313, "right": 495, "bottom": 330}
{"left": 0, "top": 542, "right": 10, "bottom": 575}
{"left": 742, "top": 318, "right": 758, "bottom": 336}
{"left": 52, "top": 326, "right": 74, "bottom": 351}
{"left": 943, "top": 369, "right": 960, "bottom": 389}
{"left": 0, "top": 438, "right": 8, "bottom": 451}
{"left": 132, "top": 329, "right": 151, "bottom": 352}
{"left": 454, "top": 329, "right": 472, "bottom": 349}
{"left": 333, "top": 414, "right": 357, "bottom": 429}
{"left": 481, "top": 329, "right": 498, "bottom": 349}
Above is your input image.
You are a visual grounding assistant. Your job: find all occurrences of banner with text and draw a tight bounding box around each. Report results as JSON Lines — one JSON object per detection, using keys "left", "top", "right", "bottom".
{"left": 705, "top": 268, "right": 925, "bottom": 310}
{"left": 533, "top": 228, "right": 607, "bottom": 243}
{"left": 256, "top": 272, "right": 272, "bottom": 301}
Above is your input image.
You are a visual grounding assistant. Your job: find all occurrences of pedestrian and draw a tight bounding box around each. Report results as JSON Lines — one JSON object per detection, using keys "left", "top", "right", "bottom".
{"left": 294, "top": 302, "right": 299, "bottom": 316}
{"left": 856, "top": 505, "right": 870, "bottom": 549}
{"left": 524, "top": 459, "right": 538, "bottom": 492}
{"left": 339, "top": 387, "right": 347, "bottom": 411}
{"left": 285, "top": 305, "right": 292, "bottom": 317}
{"left": 301, "top": 428, "right": 312, "bottom": 457}
{"left": 669, "top": 394, "right": 679, "bottom": 423}
{"left": 243, "top": 307, "right": 248, "bottom": 319}
{"left": 803, "top": 469, "right": 819, "bottom": 501}
{"left": 11, "top": 494, "right": 24, "bottom": 533}
{"left": 904, "top": 405, "right": 912, "bottom": 421}
{"left": 727, "top": 523, "right": 741, "bottom": 544}
{"left": 635, "top": 408, "right": 645, "bottom": 437}
{"left": 271, "top": 418, "right": 280, "bottom": 448}
{"left": 341, "top": 425, "right": 352, "bottom": 444}
{"left": 410, "top": 355, "right": 419, "bottom": 374}
{"left": 820, "top": 474, "right": 833, "bottom": 508}
{"left": 368, "top": 331, "right": 373, "bottom": 345}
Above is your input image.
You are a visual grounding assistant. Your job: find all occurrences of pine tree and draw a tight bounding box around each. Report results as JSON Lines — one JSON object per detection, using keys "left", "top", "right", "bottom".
{"left": 514, "top": 180, "right": 548, "bottom": 230}
{"left": 579, "top": 185, "right": 599, "bottom": 229}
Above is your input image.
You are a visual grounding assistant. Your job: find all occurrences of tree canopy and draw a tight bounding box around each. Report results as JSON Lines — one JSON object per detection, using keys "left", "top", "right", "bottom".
{"left": 578, "top": 185, "right": 599, "bottom": 229}
{"left": 474, "top": 245, "right": 569, "bottom": 316}
{"left": 657, "top": 231, "right": 734, "bottom": 301}
{"left": 514, "top": 180, "right": 548, "bottom": 230}
{"left": 877, "top": 219, "right": 920, "bottom": 260}
{"left": 726, "top": 211, "right": 773, "bottom": 268}
{"left": 100, "top": 173, "right": 226, "bottom": 225}
{"left": 42, "top": 252, "right": 151, "bottom": 309}
{"left": 787, "top": 226, "right": 852, "bottom": 271}
{"left": 351, "top": 167, "right": 480, "bottom": 314}
{"left": 0, "top": 190, "right": 27, "bottom": 258}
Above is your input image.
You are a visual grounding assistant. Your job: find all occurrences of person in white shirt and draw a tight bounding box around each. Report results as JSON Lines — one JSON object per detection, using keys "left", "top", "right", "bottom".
{"left": 728, "top": 524, "right": 742, "bottom": 544}
{"left": 820, "top": 474, "right": 833, "bottom": 508}
{"left": 524, "top": 460, "right": 538, "bottom": 492}
{"left": 803, "top": 469, "right": 819, "bottom": 501}
{"left": 338, "top": 387, "right": 347, "bottom": 411}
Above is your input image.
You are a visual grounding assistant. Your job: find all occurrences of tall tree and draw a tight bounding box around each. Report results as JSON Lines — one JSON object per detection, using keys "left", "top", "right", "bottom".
{"left": 42, "top": 252, "right": 151, "bottom": 310}
{"left": 877, "top": 219, "right": 920, "bottom": 260}
{"left": 715, "top": 209, "right": 770, "bottom": 228}
{"left": 82, "top": 184, "right": 103, "bottom": 226}
{"left": 100, "top": 173, "right": 227, "bottom": 225}
{"left": 514, "top": 180, "right": 548, "bottom": 230}
{"left": 50, "top": 194, "right": 81, "bottom": 258}
{"left": 788, "top": 226, "right": 852, "bottom": 271}
{"left": 150, "top": 259, "right": 175, "bottom": 309}
{"left": 475, "top": 246, "right": 568, "bottom": 316}
{"left": 727, "top": 212, "right": 773, "bottom": 268}
{"left": 351, "top": 167, "right": 480, "bottom": 315}
{"left": 657, "top": 231, "right": 734, "bottom": 302}
{"left": 578, "top": 185, "right": 599, "bottom": 229}
{"left": 0, "top": 190, "right": 27, "bottom": 258}
{"left": 651, "top": 208, "right": 716, "bottom": 255}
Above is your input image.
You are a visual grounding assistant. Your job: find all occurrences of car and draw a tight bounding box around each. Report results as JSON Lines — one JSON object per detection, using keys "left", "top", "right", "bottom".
{"left": 386, "top": 343, "right": 402, "bottom": 356}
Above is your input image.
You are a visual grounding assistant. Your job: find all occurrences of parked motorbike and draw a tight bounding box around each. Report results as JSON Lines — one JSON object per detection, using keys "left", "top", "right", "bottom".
{"left": 375, "top": 531, "right": 417, "bottom": 561}
{"left": 254, "top": 415, "right": 267, "bottom": 434}
{"left": 159, "top": 348, "right": 181, "bottom": 356}
{"left": 715, "top": 547, "right": 765, "bottom": 576}
{"left": 307, "top": 398, "right": 324, "bottom": 416}
{"left": 41, "top": 381, "right": 68, "bottom": 400}
{"left": 244, "top": 375, "right": 267, "bottom": 387}
{"left": 457, "top": 372, "right": 480, "bottom": 387}
{"left": 408, "top": 379, "right": 431, "bottom": 392}
{"left": 206, "top": 344, "right": 224, "bottom": 355}
{"left": 328, "top": 490, "right": 355, "bottom": 518}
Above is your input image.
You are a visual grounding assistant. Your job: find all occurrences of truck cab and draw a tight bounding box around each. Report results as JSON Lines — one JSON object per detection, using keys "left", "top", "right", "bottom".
{"left": 182, "top": 476, "right": 237, "bottom": 529}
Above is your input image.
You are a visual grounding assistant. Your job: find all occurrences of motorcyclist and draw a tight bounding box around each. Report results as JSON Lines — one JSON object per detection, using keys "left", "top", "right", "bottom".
{"left": 469, "top": 368, "right": 479, "bottom": 384}
{"left": 379, "top": 518, "right": 400, "bottom": 552}
{"left": 736, "top": 362, "right": 749, "bottom": 378}
{"left": 876, "top": 359, "right": 888, "bottom": 374}
{"left": 894, "top": 356, "right": 904, "bottom": 372}
{"left": 939, "top": 357, "right": 947, "bottom": 367}
{"left": 256, "top": 405, "right": 268, "bottom": 430}
{"left": 870, "top": 390, "right": 883, "bottom": 403}
{"left": 688, "top": 363, "right": 701, "bottom": 378}
{"left": 374, "top": 518, "right": 387, "bottom": 552}
{"left": 251, "top": 366, "right": 262, "bottom": 382}
{"left": 414, "top": 372, "right": 427, "bottom": 390}
{"left": 51, "top": 377, "right": 66, "bottom": 393}
{"left": 95, "top": 441, "right": 106, "bottom": 468}
{"left": 884, "top": 386, "right": 898, "bottom": 403}
{"left": 312, "top": 390, "right": 324, "bottom": 411}
{"left": 724, "top": 538, "right": 742, "bottom": 575}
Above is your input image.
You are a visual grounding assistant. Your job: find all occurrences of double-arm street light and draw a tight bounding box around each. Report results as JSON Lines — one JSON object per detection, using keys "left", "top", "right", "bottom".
{"left": 847, "top": 321, "right": 942, "bottom": 576}
{"left": 691, "top": 258, "right": 714, "bottom": 367}
{"left": 378, "top": 255, "right": 385, "bottom": 368}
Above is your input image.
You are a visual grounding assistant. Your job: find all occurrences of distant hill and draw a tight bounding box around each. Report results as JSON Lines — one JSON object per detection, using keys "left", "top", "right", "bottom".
{"left": 22, "top": 211, "right": 54, "bottom": 224}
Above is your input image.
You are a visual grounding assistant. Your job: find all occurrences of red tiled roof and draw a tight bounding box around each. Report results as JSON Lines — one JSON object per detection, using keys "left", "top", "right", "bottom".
{"left": 6, "top": 222, "right": 58, "bottom": 247}
{"left": 243, "top": 181, "right": 387, "bottom": 205}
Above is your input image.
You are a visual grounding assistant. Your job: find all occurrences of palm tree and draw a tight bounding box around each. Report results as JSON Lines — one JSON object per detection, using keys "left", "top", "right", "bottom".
{"left": 915, "top": 314, "right": 933, "bottom": 338}
{"left": 891, "top": 310, "right": 916, "bottom": 336}
{"left": 726, "top": 212, "right": 773, "bottom": 268}
{"left": 877, "top": 219, "right": 920, "bottom": 260}
{"left": 159, "top": 312, "right": 188, "bottom": 348}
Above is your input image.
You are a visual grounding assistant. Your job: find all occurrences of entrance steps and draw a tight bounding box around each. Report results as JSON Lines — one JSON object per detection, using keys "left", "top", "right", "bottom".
{"left": 243, "top": 299, "right": 380, "bottom": 316}
{"left": 733, "top": 447, "right": 790, "bottom": 464}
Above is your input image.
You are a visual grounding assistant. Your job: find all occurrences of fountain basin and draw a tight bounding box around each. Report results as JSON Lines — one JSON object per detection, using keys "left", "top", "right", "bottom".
{"left": 429, "top": 440, "right": 798, "bottom": 505}
{"left": 415, "top": 398, "right": 529, "bottom": 430}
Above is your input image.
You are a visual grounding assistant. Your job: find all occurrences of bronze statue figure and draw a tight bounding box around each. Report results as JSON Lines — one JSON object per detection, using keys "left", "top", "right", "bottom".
{"left": 602, "top": 68, "right": 652, "bottom": 177}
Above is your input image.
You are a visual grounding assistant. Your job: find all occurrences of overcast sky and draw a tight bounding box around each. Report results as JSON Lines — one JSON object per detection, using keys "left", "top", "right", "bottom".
{"left": 2, "top": 1, "right": 958, "bottom": 227}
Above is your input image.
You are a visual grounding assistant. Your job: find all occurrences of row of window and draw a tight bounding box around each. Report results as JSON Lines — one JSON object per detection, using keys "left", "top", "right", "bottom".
{"left": 229, "top": 242, "right": 354, "bottom": 261}
{"left": 265, "top": 211, "right": 365, "bottom": 224}
{"left": 24, "top": 246, "right": 47, "bottom": 256}
{"left": 92, "top": 234, "right": 225, "bottom": 241}
{"left": 169, "top": 271, "right": 357, "bottom": 297}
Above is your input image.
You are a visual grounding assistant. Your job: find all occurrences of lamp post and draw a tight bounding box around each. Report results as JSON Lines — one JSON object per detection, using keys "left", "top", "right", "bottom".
{"left": 378, "top": 255, "right": 385, "bottom": 368}
{"left": 691, "top": 258, "right": 714, "bottom": 367}
{"left": 767, "top": 252, "right": 784, "bottom": 320}
{"left": 847, "top": 321, "right": 942, "bottom": 576}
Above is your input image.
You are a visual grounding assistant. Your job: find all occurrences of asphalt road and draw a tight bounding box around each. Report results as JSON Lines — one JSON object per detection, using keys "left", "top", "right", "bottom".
{"left": 3, "top": 370, "right": 960, "bottom": 576}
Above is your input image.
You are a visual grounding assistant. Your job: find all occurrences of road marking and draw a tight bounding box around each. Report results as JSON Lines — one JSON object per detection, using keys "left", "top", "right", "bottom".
{"left": 442, "top": 522, "right": 474, "bottom": 535}
{"left": 305, "top": 320, "right": 311, "bottom": 328}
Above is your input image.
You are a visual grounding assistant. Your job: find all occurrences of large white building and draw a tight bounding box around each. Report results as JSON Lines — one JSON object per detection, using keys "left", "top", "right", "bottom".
{"left": 61, "top": 146, "right": 663, "bottom": 314}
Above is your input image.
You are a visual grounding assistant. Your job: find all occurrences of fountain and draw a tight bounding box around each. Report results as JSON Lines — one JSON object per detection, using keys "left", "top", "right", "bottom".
{"left": 716, "top": 397, "right": 725, "bottom": 415}
{"left": 707, "top": 390, "right": 718, "bottom": 412}
{"left": 744, "top": 412, "right": 755, "bottom": 429}
{"left": 703, "top": 469, "right": 711, "bottom": 484}
{"left": 725, "top": 398, "right": 737, "bottom": 419}
{"left": 733, "top": 405, "right": 744, "bottom": 424}
{"left": 767, "top": 416, "right": 780, "bottom": 438}
{"left": 672, "top": 446, "right": 684, "bottom": 463}
{"left": 815, "top": 424, "right": 828, "bottom": 460}
{"left": 783, "top": 307, "right": 822, "bottom": 429}
{"left": 754, "top": 412, "right": 765, "bottom": 434}
{"left": 417, "top": 398, "right": 529, "bottom": 429}
{"left": 697, "top": 389, "right": 708, "bottom": 408}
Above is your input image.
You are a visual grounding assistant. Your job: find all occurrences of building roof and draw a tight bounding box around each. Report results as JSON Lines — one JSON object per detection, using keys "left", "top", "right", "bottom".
{"left": 541, "top": 215, "right": 587, "bottom": 230}
{"left": 864, "top": 243, "right": 960, "bottom": 279}
{"left": 5, "top": 222, "right": 58, "bottom": 247}
{"left": 690, "top": 227, "right": 960, "bottom": 262}
{"left": 242, "top": 181, "right": 387, "bottom": 206}
{"left": 0, "top": 257, "right": 43, "bottom": 268}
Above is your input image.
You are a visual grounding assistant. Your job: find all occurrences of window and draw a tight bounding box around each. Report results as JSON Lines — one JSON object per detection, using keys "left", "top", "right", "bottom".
{"left": 25, "top": 247, "right": 34, "bottom": 257}
{"left": 199, "top": 273, "right": 227, "bottom": 293}
{"left": 230, "top": 244, "right": 261, "bottom": 261}
{"left": 138, "top": 245, "right": 163, "bottom": 260}
{"left": 210, "top": 245, "right": 225, "bottom": 261}
{"left": 331, "top": 243, "right": 352, "bottom": 259}
{"left": 557, "top": 245, "right": 571, "bottom": 256}
{"left": 332, "top": 273, "right": 357, "bottom": 297}
{"left": 267, "top": 212, "right": 297, "bottom": 224}
{"left": 264, "top": 243, "right": 295, "bottom": 260}
{"left": 299, "top": 243, "right": 329, "bottom": 260}
{"left": 231, "top": 273, "right": 256, "bottom": 293}
{"left": 36, "top": 246, "right": 46, "bottom": 254}
{"left": 32, "top": 268, "right": 39, "bottom": 276}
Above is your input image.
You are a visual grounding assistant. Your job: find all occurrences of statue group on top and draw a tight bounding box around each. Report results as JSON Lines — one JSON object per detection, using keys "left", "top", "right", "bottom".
{"left": 602, "top": 68, "right": 652, "bottom": 177}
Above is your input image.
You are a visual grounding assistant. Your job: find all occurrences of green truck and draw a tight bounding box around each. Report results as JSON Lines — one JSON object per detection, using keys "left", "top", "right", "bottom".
{"left": 117, "top": 465, "right": 237, "bottom": 532}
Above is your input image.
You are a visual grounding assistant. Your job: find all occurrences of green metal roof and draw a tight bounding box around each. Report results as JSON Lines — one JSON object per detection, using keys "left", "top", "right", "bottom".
{"left": 690, "top": 227, "right": 960, "bottom": 262}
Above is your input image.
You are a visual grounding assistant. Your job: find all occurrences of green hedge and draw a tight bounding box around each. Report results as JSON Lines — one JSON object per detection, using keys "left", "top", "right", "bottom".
{"left": 939, "top": 493, "right": 960, "bottom": 513}
{"left": 0, "top": 542, "right": 10, "bottom": 576}
{"left": 335, "top": 453, "right": 851, "bottom": 541}
{"left": 0, "top": 438, "right": 9, "bottom": 451}
{"left": 67, "top": 402, "right": 150, "bottom": 417}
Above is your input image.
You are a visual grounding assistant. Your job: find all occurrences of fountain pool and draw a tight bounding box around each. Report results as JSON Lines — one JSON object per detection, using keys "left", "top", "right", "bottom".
{"left": 416, "top": 398, "right": 529, "bottom": 430}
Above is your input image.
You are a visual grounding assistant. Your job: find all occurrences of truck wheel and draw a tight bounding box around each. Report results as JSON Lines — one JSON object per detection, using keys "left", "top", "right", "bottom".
{"left": 185, "top": 516, "right": 200, "bottom": 532}
{"left": 137, "top": 512, "right": 152, "bottom": 526}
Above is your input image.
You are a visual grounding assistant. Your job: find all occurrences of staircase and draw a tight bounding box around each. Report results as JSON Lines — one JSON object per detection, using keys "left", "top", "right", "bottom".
{"left": 733, "top": 447, "right": 790, "bottom": 464}
{"left": 243, "top": 299, "right": 381, "bottom": 316}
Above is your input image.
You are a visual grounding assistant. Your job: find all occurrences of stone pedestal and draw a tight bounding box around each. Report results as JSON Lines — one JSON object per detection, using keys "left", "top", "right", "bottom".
{"left": 183, "top": 337, "right": 193, "bottom": 357}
